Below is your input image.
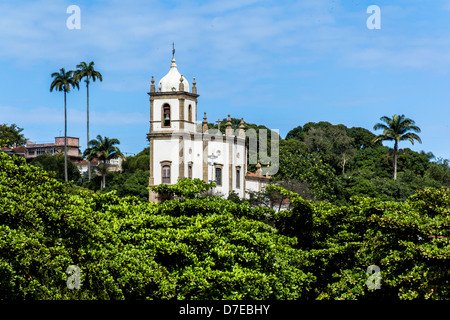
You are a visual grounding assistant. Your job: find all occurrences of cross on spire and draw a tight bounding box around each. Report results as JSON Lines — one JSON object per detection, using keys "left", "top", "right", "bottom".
{"left": 172, "top": 42, "right": 175, "bottom": 58}
{"left": 216, "top": 119, "right": 221, "bottom": 131}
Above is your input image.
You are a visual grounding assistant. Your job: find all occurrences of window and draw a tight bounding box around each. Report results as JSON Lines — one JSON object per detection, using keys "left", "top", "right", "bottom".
{"left": 162, "top": 104, "right": 171, "bottom": 127}
{"left": 188, "top": 163, "right": 193, "bottom": 179}
{"left": 36, "top": 148, "right": 46, "bottom": 156}
{"left": 162, "top": 165, "right": 170, "bottom": 183}
{"left": 188, "top": 104, "right": 192, "bottom": 122}
{"left": 236, "top": 168, "right": 240, "bottom": 189}
{"left": 215, "top": 167, "right": 222, "bottom": 186}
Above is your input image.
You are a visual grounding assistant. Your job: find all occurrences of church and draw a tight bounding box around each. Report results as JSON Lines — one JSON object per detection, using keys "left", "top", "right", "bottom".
{"left": 147, "top": 54, "right": 270, "bottom": 202}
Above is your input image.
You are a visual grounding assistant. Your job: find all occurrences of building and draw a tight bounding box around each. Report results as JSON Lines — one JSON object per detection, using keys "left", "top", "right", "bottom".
{"left": 147, "top": 55, "right": 270, "bottom": 202}
{"left": 1, "top": 145, "right": 26, "bottom": 158}
{"left": 25, "top": 137, "right": 82, "bottom": 161}
{"left": 245, "top": 163, "right": 272, "bottom": 193}
{"left": 74, "top": 157, "right": 123, "bottom": 175}
{"left": 1, "top": 137, "right": 82, "bottom": 162}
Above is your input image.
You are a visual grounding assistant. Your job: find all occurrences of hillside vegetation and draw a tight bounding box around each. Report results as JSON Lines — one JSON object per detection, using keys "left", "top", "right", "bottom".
{"left": 1, "top": 152, "right": 449, "bottom": 300}
{"left": 80, "top": 120, "right": 450, "bottom": 205}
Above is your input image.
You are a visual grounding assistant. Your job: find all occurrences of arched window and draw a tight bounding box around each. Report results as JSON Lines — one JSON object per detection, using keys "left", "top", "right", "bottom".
{"left": 236, "top": 167, "right": 241, "bottom": 189}
{"left": 188, "top": 104, "right": 192, "bottom": 122}
{"left": 162, "top": 104, "right": 171, "bottom": 127}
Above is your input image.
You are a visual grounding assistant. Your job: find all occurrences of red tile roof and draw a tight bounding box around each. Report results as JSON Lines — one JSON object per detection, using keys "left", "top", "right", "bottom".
{"left": 246, "top": 172, "right": 271, "bottom": 178}
{"left": 75, "top": 159, "right": 99, "bottom": 166}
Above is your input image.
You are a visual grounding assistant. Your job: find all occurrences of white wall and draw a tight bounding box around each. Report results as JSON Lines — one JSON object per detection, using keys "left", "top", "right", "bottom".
{"left": 152, "top": 133, "right": 246, "bottom": 197}
{"left": 152, "top": 139, "right": 179, "bottom": 185}
{"left": 245, "top": 179, "right": 260, "bottom": 194}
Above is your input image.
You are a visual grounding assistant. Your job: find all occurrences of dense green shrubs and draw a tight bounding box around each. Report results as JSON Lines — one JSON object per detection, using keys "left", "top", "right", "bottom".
{"left": 1, "top": 152, "right": 449, "bottom": 300}
{"left": 0, "top": 153, "right": 314, "bottom": 299}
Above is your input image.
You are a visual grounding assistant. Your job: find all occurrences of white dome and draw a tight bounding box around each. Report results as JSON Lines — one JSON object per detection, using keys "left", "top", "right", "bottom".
{"left": 158, "top": 57, "right": 189, "bottom": 92}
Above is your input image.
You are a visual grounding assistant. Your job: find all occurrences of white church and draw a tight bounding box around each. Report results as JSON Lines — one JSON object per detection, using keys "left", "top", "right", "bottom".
{"left": 147, "top": 54, "right": 271, "bottom": 202}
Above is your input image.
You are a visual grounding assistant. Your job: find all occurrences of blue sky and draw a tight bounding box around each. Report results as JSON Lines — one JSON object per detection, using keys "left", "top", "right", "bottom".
{"left": 1, "top": 0, "right": 450, "bottom": 159}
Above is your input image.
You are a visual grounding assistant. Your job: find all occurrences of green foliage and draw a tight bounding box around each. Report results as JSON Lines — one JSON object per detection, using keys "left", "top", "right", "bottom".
{"left": 1, "top": 153, "right": 450, "bottom": 300}
{"left": 285, "top": 121, "right": 332, "bottom": 141}
{"left": 351, "top": 145, "right": 392, "bottom": 179}
{"left": 263, "top": 185, "right": 450, "bottom": 300}
{"left": 50, "top": 68, "right": 79, "bottom": 93}
{"left": 74, "top": 61, "right": 103, "bottom": 85}
{"left": 101, "top": 170, "right": 150, "bottom": 202}
{"left": 397, "top": 149, "right": 433, "bottom": 177}
{"left": 0, "top": 138, "right": 9, "bottom": 148}
{"left": 150, "top": 178, "right": 216, "bottom": 200}
{"left": 83, "top": 135, "right": 123, "bottom": 163}
{"left": 426, "top": 158, "right": 450, "bottom": 187}
{"left": 0, "top": 123, "right": 27, "bottom": 148}
{"left": 373, "top": 114, "right": 422, "bottom": 180}
{"left": 227, "top": 190, "right": 242, "bottom": 204}
{"left": 121, "top": 148, "right": 150, "bottom": 173}
{"left": 1, "top": 153, "right": 316, "bottom": 299}
{"left": 276, "top": 139, "right": 341, "bottom": 201}
{"left": 303, "top": 125, "right": 356, "bottom": 174}
{"left": 83, "top": 135, "right": 124, "bottom": 190}
{"left": 279, "top": 119, "right": 448, "bottom": 203}
{"left": 347, "top": 126, "right": 381, "bottom": 150}
{"left": 30, "top": 153, "right": 81, "bottom": 182}
{"left": 266, "top": 186, "right": 314, "bottom": 250}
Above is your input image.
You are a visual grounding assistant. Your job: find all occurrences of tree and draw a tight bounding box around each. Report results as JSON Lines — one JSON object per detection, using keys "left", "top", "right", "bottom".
{"left": 30, "top": 153, "right": 81, "bottom": 182}
{"left": 426, "top": 158, "right": 450, "bottom": 187}
{"left": 83, "top": 135, "right": 124, "bottom": 190}
{"left": 303, "top": 126, "right": 356, "bottom": 175}
{"left": 347, "top": 126, "right": 381, "bottom": 150}
{"left": 373, "top": 114, "right": 422, "bottom": 180}
{"left": 285, "top": 121, "right": 332, "bottom": 141}
{"left": 100, "top": 170, "right": 150, "bottom": 202}
{"left": 396, "top": 148, "right": 433, "bottom": 177}
{"left": 0, "top": 123, "right": 27, "bottom": 148}
{"left": 50, "top": 68, "right": 79, "bottom": 182}
{"left": 74, "top": 61, "right": 103, "bottom": 181}
{"left": 0, "top": 152, "right": 315, "bottom": 300}
{"left": 264, "top": 184, "right": 450, "bottom": 300}
{"left": 276, "top": 139, "right": 341, "bottom": 201}
{"left": 150, "top": 178, "right": 216, "bottom": 201}
{"left": 2, "top": 152, "right": 450, "bottom": 300}
{"left": 121, "top": 147, "right": 149, "bottom": 173}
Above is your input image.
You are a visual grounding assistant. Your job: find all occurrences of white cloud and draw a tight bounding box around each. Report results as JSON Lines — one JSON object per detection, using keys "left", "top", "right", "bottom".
{"left": 0, "top": 105, "right": 146, "bottom": 127}
{"left": 1, "top": 0, "right": 450, "bottom": 76}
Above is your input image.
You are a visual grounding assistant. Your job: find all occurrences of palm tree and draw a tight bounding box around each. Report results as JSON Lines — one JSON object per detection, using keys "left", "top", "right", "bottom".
{"left": 83, "top": 135, "right": 123, "bottom": 190}
{"left": 74, "top": 61, "right": 103, "bottom": 181}
{"left": 50, "top": 68, "right": 79, "bottom": 182}
{"left": 373, "top": 114, "right": 422, "bottom": 180}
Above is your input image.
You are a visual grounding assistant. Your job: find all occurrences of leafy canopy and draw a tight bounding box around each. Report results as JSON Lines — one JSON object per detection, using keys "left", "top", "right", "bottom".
{"left": 0, "top": 123, "right": 27, "bottom": 148}
{"left": 50, "top": 68, "right": 79, "bottom": 93}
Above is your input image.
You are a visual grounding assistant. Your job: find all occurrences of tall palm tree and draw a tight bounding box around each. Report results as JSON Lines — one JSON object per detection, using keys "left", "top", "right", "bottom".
{"left": 50, "top": 68, "right": 79, "bottom": 182}
{"left": 83, "top": 135, "right": 123, "bottom": 190}
{"left": 373, "top": 114, "right": 422, "bottom": 180}
{"left": 74, "top": 61, "right": 103, "bottom": 181}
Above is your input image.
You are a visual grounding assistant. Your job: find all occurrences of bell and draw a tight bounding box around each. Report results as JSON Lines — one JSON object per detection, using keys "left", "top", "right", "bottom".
{"left": 164, "top": 114, "right": 170, "bottom": 121}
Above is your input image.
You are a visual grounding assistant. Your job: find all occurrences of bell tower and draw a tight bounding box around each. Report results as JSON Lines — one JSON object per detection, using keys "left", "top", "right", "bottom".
{"left": 147, "top": 54, "right": 199, "bottom": 202}
{"left": 148, "top": 56, "right": 199, "bottom": 134}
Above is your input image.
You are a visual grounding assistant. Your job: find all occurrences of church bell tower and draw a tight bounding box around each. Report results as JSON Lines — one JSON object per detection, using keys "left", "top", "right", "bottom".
{"left": 147, "top": 52, "right": 199, "bottom": 202}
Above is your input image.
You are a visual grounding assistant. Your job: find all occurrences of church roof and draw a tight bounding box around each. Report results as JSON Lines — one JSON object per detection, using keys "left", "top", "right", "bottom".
{"left": 158, "top": 57, "right": 190, "bottom": 93}
{"left": 246, "top": 172, "right": 271, "bottom": 179}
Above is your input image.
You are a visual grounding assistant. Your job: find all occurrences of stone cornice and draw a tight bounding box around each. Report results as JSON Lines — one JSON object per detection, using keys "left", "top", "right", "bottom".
{"left": 148, "top": 91, "right": 199, "bottom": 99}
